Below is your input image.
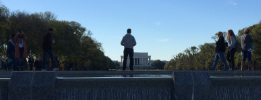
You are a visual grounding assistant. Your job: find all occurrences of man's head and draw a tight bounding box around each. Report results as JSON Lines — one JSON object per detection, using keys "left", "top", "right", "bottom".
{"left": 127, "top": 28, "right": 131, "bottom": 33}
{"left": 11, "top": 34, "right": 15, "bottom": 40}
{"left": 49, "top": 28, "right": 54, "bottom": 34}
{"left": 18, "top": 29, "right": 23, "bottom": 33}
{"left": 216, "top": 32, "right": 223, "bottom": 38}
{"left": 244, "top": 28, "right": 251, "bottom": 34}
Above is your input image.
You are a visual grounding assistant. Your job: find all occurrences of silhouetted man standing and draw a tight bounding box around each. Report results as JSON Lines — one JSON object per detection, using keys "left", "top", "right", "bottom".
{"left": 42, "top": 28, "right": 56, "bottom": 71}
{"left": 121, "top": 28, "right": 136, "bottom": 71}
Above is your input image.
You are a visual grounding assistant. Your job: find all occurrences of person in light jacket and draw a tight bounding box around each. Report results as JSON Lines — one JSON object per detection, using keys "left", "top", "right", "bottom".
{"left": 121, "top": 28, "right": 136, "bottom": 71}
{"left": 226, "top": 30, "right": 236, "bottom": 70}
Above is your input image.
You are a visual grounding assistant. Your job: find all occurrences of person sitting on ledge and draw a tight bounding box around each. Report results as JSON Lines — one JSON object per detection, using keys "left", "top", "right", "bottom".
{"left": 121, "top": 28, "right": 136, "bottom": 71}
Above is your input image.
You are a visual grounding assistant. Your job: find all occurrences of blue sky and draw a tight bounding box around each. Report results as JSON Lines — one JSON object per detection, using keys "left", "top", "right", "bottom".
{"left": 1, "top": 0, "right": 261, "bottom": 61}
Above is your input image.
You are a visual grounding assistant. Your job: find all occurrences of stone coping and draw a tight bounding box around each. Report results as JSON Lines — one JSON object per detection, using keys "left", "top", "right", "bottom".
{"left": 1, "top": 71, "right": 261, "bottom": 78}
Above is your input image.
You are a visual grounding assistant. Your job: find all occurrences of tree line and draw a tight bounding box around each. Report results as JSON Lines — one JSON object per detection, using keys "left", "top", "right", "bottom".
{"left": 164, "top": 21, "right": 261, "bottom": 70}
{"left": 0, "top": 4, "right": 115, "bottom": 70}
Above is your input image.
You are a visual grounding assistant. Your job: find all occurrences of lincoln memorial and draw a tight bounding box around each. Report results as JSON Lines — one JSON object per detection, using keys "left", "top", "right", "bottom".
{"left": 120, "top": 52, "right": 152, "bottom": 68}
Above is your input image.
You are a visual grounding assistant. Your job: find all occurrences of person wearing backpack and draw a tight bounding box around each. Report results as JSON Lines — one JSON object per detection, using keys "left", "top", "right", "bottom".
{"left": 211, "top": 32, "right": 229, "bottom": 71}
{"left": 226, "top": 30, "right": 236, "bottom": 70}
{"left": 241, "top": 28, "right": 254, "bottom": 71}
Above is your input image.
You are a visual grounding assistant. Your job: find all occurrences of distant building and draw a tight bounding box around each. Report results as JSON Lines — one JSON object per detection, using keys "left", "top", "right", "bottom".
{"left": 120, "top": 52, "right": 152, "bottom": 68}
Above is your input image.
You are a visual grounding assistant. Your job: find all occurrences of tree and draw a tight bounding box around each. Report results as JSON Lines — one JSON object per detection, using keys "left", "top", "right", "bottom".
{"left": 165, "top": 23, "right": 261, "bottom": 71}
{"left": 151, "top": 60, "right": 166, "bottom": 69}
{"left": 0, "top": 4, "right": 115, "bottom": 70}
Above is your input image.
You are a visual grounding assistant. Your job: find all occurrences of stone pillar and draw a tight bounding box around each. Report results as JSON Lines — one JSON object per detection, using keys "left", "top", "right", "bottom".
{"left": 143, "top": 58, "right": 145, "bottom": 65}
{"left": 121, "top": 57, "right": 122, "bottom": 64}
{"left": 8, "top": 72, "right": 34, "bottom": 100}
{"left": 141, "top": 58, "right": 143, "bottom": 66}
{"left": 146, "top": 58, "right": 147, "bottom": 65}
{"left": 138, "top": 58, "right": 139, "bottom": 65}
{"left": 149, "top": 57, "right": 151, "bottom": 65}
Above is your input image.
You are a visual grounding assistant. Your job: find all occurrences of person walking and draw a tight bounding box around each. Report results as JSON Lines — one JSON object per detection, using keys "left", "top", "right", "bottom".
{"left": 42, "top": 28, "right": 56, "bottom": 71}
{"left": 28, "top": 55, "right": 34, "bottom": 71}
{"left": 241, "top": 28, "right": 254, "bottom": 71}
{"left": 211, "top": 32, "right": 229, "bottom": 71}
{"left": 14, "top": 30, "right": 28, "bottom": 71}
{"left": 121, "top": 28, "right": 136, "bottom": 71}
{"left": 226, "top": 30, "right": 237, "bottom": 70}
{"left": 6, "top": 34, "right": 16, "bottom": 71}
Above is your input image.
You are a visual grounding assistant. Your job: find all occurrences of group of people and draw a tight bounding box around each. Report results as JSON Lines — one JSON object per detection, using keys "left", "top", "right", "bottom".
{"left": 28, "top": 55, "right": 44, "bottom": 71}
{"left": 5, "top": 28, "right": 57, "bottom": 71}
{"left": 2, "top": 27, "right": 255, "bottom": 71}
{"left": 121, "top": 28, "right": 254, "bottom": 71}
{"left": 211, "top": 28, "right": 254, "bottom": 71}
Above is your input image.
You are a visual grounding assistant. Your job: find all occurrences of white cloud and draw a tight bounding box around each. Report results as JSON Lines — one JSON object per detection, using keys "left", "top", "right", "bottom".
{"left": 157, "top": 39, "right": 169, "bottom": 42}
{"left": 227, "top": 0, "right": 237, "bottom": 6}
{"left": 155, "top": 22, "right": 161, "bottom": 26}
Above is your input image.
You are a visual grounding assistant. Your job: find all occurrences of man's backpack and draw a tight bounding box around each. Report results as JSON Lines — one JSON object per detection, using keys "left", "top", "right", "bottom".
{"left": 235, "top": 41, "right": 242, "bottom": 52}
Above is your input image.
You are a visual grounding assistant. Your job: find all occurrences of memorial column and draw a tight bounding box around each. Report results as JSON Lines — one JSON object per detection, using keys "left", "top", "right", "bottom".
{"left": 141, "top": 58, "right": 142, "bottom": 66}
{"left": 149, "top": 58, "right": 151, "bottom": 65}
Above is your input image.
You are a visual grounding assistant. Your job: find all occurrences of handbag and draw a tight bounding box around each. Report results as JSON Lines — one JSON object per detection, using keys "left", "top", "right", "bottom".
{"left": 251, "top": 44, "right": 254, "bottom": 49}
{"left": 8, "top": 59, "right": 13, "bottom": 63}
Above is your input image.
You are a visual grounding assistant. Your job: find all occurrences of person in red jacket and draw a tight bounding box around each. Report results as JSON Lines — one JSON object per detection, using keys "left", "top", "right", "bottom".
{"left": 14, "top": 29, "right": 28, "bottom": 71}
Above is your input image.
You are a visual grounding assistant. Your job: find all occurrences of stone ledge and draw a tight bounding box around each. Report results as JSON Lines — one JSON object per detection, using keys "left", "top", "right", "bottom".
{"left": 8, "top": 72, "right": 57, "bottom": 100}
{"left": 173, "top": 71, "right": 212, "bottom": 100}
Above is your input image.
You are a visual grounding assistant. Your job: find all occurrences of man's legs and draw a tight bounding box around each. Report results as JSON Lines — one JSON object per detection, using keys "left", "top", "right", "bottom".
{"left": 211, "top": 53, "right": 220, "bottom": 70}
{"left": 247, "top": 51, "right": 252, "bottom": 70}
{"left": 30, "top": 63, "right": 33, "bottom": 71}
{"left": 48, "top": 50, "right": 56, "bottom": 69}
{"left": 218, "top": 52, "right": 229, "bottom": 70}
{"left": 129, "top": 49, "right": 134, "bottom": 70}
{"left": 241, "top": 50, "right": 247, "bottom": 70}
{"left": 123, "top": 48, "right": 128, "bottom": 70}
{"left": 42, "top": 51, "right": 48, "bottom": 70}
{"left": 19, "top": 48, "right": 24, "bottom": 71}
{"left": 15, "top": 48, "right": 24, "bottom": 71}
